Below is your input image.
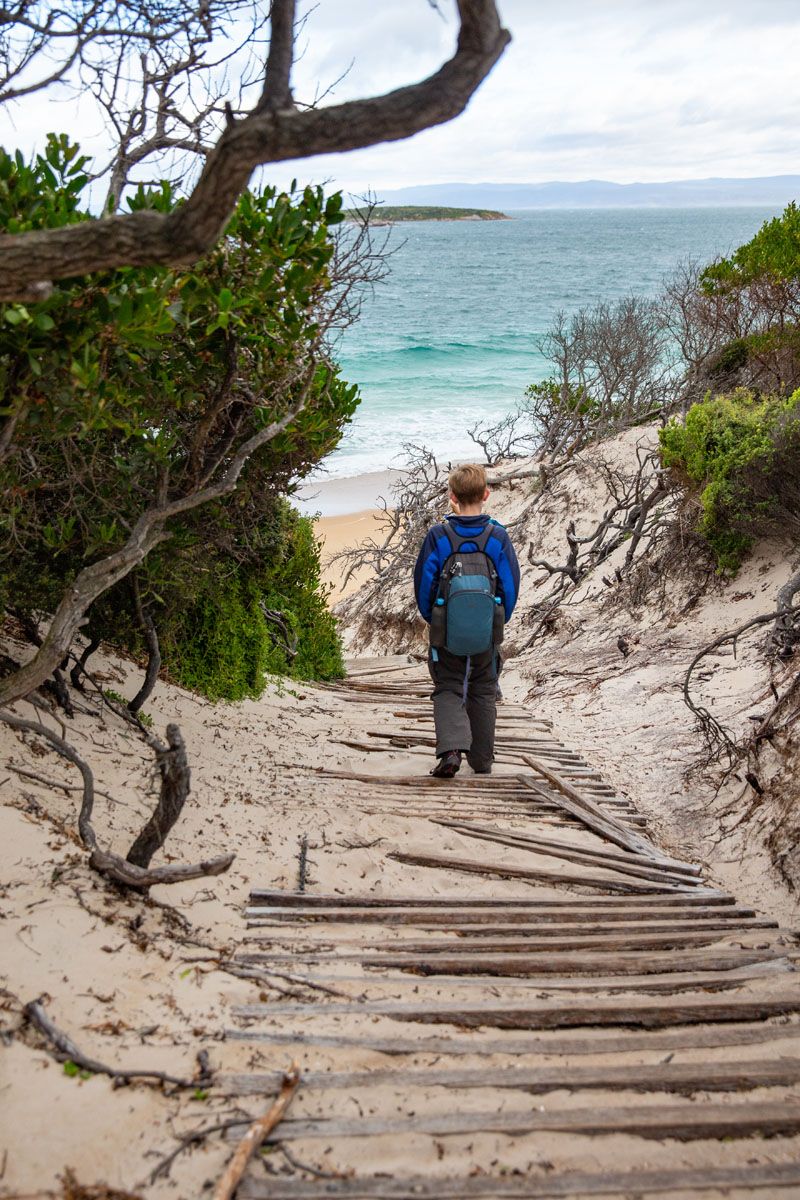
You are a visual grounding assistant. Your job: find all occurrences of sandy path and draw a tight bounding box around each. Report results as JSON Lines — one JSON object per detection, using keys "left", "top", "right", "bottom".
{"left": 3, "top": 652, "right": 800, "bottom": 1198}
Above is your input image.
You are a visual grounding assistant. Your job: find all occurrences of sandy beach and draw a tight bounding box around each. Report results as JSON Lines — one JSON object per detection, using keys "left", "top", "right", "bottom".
{"left": 316, "top": 506, "right": 386, "bottom": 598}
{"left": 292, "top": 469, "right": 401, "bottom": 600}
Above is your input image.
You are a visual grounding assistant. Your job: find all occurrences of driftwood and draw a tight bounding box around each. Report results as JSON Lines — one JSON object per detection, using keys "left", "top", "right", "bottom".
{"left": 212, "top": 1064, "right": 300, "bottom": 1200}
{"left": 24, "top": 997, "right": 210, "bottom": 1089}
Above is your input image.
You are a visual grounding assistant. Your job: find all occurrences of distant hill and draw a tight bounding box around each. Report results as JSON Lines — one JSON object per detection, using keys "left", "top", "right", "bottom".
{"left": 345, "top": 205, "right": 509, "bottom": 223}
{"left": 374, "top": 177, "right": 800, "bottom": 210}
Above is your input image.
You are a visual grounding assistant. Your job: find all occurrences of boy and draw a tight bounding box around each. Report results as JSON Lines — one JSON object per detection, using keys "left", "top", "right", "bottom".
{"left": 414, "top": 463, "right": 520, "bottom": 778}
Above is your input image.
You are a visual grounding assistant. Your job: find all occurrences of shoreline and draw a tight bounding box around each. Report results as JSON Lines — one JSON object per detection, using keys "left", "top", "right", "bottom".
{"left": 294, "top": 470, "right": 399, "bottom": 600}
{"left": 293, "top": 467, "right": 402, "bottom": 518}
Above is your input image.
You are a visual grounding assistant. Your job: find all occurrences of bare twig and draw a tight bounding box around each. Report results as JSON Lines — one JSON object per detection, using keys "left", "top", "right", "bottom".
{"left": 24, "top": 997, "right": 207, "bottom": 1089}
{"left": 212, "top": 1065, "right": 300, "bottom": 1200}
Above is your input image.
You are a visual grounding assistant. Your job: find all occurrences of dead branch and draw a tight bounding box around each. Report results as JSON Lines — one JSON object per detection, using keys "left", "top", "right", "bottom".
{"left": 260, "top": 604, "right": 298, "bottom": 661}
{"left": 219, "top": 961, "right": 351, "bottom": 1001}
{"left": 90, "top": 846, "right": 235, "bottom": 889}
{"left": 212, "top": 1064, "right": 300, "bottom": 1200}
{"left": 682, "top": 606, "right": 800, "bottom": 766}
{"left": 773, "top": 568, "right": 800, "bottom": 659}
{"left": 0, "top": 709, "right": 235, "bottom": 890}
{"left": 148, "top": 1117, "right": 253, "bottom": 1185}
{"left": 126, "top": 723, "right": 191, "bottom": 868}
{"left": 24, "top": 997, "right": 210, "bottom": 1089}
{"left": 127, "top": 575, "right": 161, "bottom": 715}
{"left": 70, "top": 635, "right": 102, "bottom": 690}
{"left": 0, "top": 3, "right": 510, "bottom": 300}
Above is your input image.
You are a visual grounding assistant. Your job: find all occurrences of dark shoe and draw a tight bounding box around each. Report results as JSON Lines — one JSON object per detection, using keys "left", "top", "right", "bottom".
{"left": 430, "top": 750, "right": 462, "bottom": 778}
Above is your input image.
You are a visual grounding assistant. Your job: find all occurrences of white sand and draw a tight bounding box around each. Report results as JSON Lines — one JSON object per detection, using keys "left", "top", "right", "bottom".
{"left": 293, "top": 469, "right": 402, "bottom": 518}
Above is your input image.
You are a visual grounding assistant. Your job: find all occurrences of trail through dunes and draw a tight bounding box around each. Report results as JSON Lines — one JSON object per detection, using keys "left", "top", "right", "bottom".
{"left": 5, "top": 647, "right": 800, "bottom": 1196}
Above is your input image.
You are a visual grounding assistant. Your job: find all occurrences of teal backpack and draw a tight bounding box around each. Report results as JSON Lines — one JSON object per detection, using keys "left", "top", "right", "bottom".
{"left": 430, "top": 519, "right": 504, "bottom": 657}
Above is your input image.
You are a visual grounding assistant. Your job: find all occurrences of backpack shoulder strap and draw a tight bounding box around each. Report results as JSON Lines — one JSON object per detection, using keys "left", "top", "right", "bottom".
{"left": 440, "top": 518, "right": 462, "bottom": 554}
{"left": 443, "top": 517, "right": 494, "bottom": 553}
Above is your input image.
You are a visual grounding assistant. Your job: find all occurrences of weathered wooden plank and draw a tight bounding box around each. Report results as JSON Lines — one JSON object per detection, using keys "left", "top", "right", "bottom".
{"left": 435, "top": 822, "right": 702, "bottom": 886}
{"left": 247, "top": 909, "right": 750, "bottom": 933}
{"left": 518, "top": 770, "right": 673, "bottom": 863}
{"left": 226, "top": 1099, "right": 800, "bottom": 1142}
{"left": 245, "top": 915, "right": 774, "bottom": 937}
{"left": 248, "top": 891, "right": 733, "bottom": 908}
{"left": 219, "top": 1055, "right": 800, "bottom": 1096}
{"left": 243, "top": 927, "right": 777, "bottom": 954}
{"left": 438, "top": 820, "right": 703, "bottom": 876}
{"left": 239, "top": 947, "right": 783, "bottom": 978}
{"left": 226, "top": 1021, "right": 800, "bottom": 1057}
{"left": 236, "top": 963, "right": 789, "bottom": 996}
{"left": 232, "top": 994, "right": 800, "bottom": 1030}
{"left": 235, "top": 1161, "right": 800, "bottom": 1198}
{"left": 386, "top": 850, "right": 692, "bottom": 894}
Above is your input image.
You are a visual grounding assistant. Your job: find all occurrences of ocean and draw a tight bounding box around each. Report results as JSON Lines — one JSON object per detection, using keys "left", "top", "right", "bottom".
{"left": 322, "top": 207, "right": 780, "bottom": 480}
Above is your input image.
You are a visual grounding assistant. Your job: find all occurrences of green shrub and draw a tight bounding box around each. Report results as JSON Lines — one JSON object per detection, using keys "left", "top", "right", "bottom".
{"left": 701, "top": 201, "right": 800, "bottom": 290}
{"left": 659, "top": 388, "right": 800, "bottom": 571}
{"left": 0, "top": 137, "right": 355, "bottom": 699}
{"left": 151, "top": 501, "right": 344, "bottom": 701}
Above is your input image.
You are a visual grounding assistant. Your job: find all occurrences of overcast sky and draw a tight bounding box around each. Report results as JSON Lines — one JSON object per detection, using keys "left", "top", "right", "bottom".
{"left": 2, "top": 0, "right": 799, "bottom": 195}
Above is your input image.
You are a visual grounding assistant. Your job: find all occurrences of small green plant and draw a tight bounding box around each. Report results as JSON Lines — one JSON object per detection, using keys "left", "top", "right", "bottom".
{"left": 63, "top": 1060, "right": 92, "bottom": 1080}
{"left": 659, "top": 387, "right": 800, "bottom": 571}
{"left": 102, "top": 689, "right": 127, "bottom": 707}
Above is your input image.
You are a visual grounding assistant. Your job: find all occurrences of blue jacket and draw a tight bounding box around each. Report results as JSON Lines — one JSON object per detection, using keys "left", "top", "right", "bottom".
{"left": 414, "top": 513, "right": 520, "bottom": 624}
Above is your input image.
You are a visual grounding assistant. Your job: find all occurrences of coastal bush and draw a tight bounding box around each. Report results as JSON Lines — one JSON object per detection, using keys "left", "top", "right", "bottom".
{"left": 0, "top": 136, "right": 357, "bottom": 696}
{"left": 679, "top": 203, "right": 800, "bottom": 400}
{"left": 701, "top": 202, "right": 800, "bottom": 291}
{"left": 659, "top": 388, "right": 800, "bottom": 572}
{"left": 153, "top": 502, "right": 344, "bottom": 700}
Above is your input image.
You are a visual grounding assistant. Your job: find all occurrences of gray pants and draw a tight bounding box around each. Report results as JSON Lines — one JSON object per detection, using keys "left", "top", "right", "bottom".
{"left": 427, "top": 646, "right": 498, "bottom": 772}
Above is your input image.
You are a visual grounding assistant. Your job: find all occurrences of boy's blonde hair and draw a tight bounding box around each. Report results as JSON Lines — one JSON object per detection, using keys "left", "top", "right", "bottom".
{"left": 449, "top": 463, "right": 487, "bottom": 506}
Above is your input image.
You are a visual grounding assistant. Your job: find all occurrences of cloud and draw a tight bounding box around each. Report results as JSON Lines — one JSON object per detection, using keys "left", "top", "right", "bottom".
{"left": 1, "top": 0, "right": 799, "bottom": 195}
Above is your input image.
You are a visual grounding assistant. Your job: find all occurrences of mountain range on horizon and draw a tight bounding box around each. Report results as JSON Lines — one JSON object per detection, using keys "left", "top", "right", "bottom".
{"left": 373, "top": 176, "right": 800, "bottom": 210}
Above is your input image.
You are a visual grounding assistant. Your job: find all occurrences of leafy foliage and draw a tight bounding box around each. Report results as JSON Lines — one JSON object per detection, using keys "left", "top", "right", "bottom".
{"left": 0, "top": 136, "right": 356, "bottom": 692}
{"left": 151, "top": 502, "right": 344, "bottom": 701}
{"left": 659, "top": 388, "right": 800, "bottom": 572}
{"left": 701, "top": 202, "right": 800, "bottom": 290}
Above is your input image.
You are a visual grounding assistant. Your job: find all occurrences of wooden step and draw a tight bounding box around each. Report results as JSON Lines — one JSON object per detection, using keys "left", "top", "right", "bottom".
{"left": 219, "top": 1055, "right": 800, "bottom": 1097}
{"left": 236, "top": 1161, "right": 800, "bottom": 1198}
{"left": 226, "top": 1097, "right": 800, "bottom": 1142}
{"left": 226, "top": 1020, "right": 800, "bottom": 1057}
{"left": 232, "top": 993, "right": 800, "bottom": 1031}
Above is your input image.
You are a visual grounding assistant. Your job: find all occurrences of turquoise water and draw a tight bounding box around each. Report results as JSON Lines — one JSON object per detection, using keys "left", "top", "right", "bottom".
{"left": 327, "top": 207, "right": 779, "bottom": 477}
